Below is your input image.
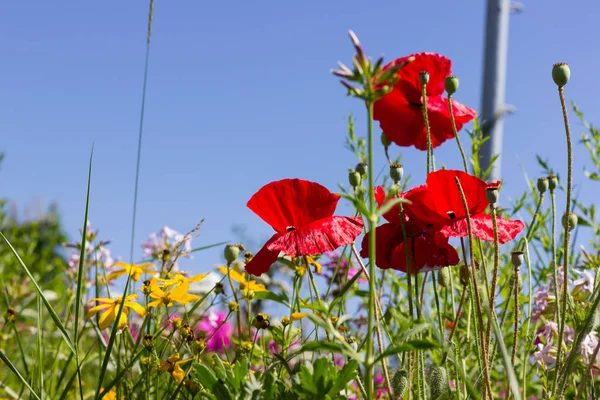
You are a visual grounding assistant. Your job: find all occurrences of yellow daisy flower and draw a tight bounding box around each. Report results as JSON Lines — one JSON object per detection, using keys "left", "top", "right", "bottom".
{"left": 160, "top": 353, "right": 193, "bottom": 383}
{"left": 147, "top": 278, "right": 200, "bottom": 308}
{"left": 106, "top": 262, "right": 156, "bottom": 282}
{"left": 217, "top": 266, "right": 267, "bottom": 297}
{"left": 155, "top": 272, "right": 210, "bottom": 289}
{"left": 86, "top": 294, "right": 146, "bottom": 330}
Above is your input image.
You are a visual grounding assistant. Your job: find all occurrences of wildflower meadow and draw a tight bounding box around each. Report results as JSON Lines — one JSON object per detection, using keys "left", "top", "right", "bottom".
{"left": 3, "top": 3, "right": 600, "bottom": 400}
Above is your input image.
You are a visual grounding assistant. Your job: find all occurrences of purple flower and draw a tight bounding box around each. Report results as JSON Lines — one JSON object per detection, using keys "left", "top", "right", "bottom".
{"left": 197, "top": 311, "right": 233, "bottom": 352}
{"left": 141, "top": 226, "right": 192, "bottom": 273}
{"left": 323, "top": 251, "right": 367, "bottom": 285}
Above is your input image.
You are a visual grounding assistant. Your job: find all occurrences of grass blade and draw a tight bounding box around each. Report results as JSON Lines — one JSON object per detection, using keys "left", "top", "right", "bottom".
{"left": 0, "top": 350, "right": 41, "bottom": 400}
{"left": 37, "top": 294, "right": 44, "bottom": 398}
{"left": 0, "top": 232, "right": 76, "bottom": 355}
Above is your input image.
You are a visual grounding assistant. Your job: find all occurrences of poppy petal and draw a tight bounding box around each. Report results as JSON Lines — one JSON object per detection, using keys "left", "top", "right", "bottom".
{"left": 247, "top": 179, "right": 340, "bottom": 233}
{"left": 374, "top": 91, "right": 427, "bottom": 149}
{"left": 268, "top": 216, "right": 364, "bottom": 257}
{"left": 244, "top": 233, "right": 282, "bottom": 276}
{"left": 391, "top": 232, "right": 459, "bottom": 273}
{"left": 360, "top": 223, "right": 405, "bottom": 271}
{"left": 441, "top": 214, "right": 525, "bottom": 244}
{"left": 425, "top": 96, "right": 476, "bottom": 149}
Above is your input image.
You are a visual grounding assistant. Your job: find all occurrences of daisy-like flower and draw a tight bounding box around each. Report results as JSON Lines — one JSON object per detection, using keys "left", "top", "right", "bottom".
{"left": 86, "top": 294, "right": 146, "bottom": 330}
{"left": 155, "top": 272, "right": 210, "bottom": 289}
{"left": 244, "top": 179, "right": 363, "bottom": 276}
{"left": 106, "top": 262, "right": 156, "bottom": 282}
{"left": 146, "top": 278, "right": 201, "bottom": 308}
{"left": 159, "top": 353, "right": 193, "bottom": 383}
{"left": 217, "top": 266, "right": 267, "bottom": 297}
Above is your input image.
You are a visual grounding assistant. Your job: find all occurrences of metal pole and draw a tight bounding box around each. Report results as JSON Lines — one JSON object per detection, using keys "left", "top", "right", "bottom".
{"left": 479, "top": 0, "right": 515, "bottom": 182}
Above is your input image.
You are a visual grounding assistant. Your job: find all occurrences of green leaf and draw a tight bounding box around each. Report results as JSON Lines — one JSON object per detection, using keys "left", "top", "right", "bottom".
{"left": 373, "top": 339, "right": 440, "bottom": 364}
{"left": 376, "top": 197, "right": 411, "bottom": 217}
{"left": 339, "top": 193, "right": 369, "bottom": 217}
{"left": 196, "top": 363, "right": 218, "bottom": 390}
{"left": 330, "top": 359, "right": 358, "bottom": 394}
{"left": 0, "top": 232, "right": 76, "bottom": 356}
{"left": 0, "top": 350, "right": 41, "bottom": 400}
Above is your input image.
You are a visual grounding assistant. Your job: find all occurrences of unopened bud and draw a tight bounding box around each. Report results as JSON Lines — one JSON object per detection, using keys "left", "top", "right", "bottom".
{"left": 349, "top": 171, "right": 361, "bottom": 188}
{"left": 229, "top": 301, "right": 239, "bottom": 312}
{"left": 224, "top": 244, "right": 241, "bottom": 263}
{"left": 253, "top": 313, "right": 270, "bottom": 330}
{"left": 444, "top": 76, "right": 459, "bottom": 95}
{"left": 427, "top": 365, "right": 449, "bottom": 400}
{"left": 552, "top": 63, "right": 570, "bottom": 87}
{"left": 548, "top": 175, "right": 558, "bottom": 191}
{"left": 388, "top": 184, "right": 400, "bottom": 196}
{"left": 562, "top": 212, "right": 578, "bottom": 231}
{"left": 537, "top": 177, "right": 549, "bottom": 194}
{"left": 460, "top": 264, "right": 470, "bottom": 286}
{"left": 214, "top": 282, "right": 224, "bottom": 295}
{"left": 511, "top": 251, "right": 524, "bottom": 267}
{"left": 390, "top": 164, "right": 404, "bottom": 183}
{"left": 420, "top": 71, "right": 430, "bottom": 85}
{"left": 437, "top": 268, "right": 450, "bottom": 288}
{"left": 281, "top": 316, "right": 291, "bottom": 326}
{"left": 381, "top": 132, "right": 392, "bottom": 147}
{"left": 392, "top": 369, "right": 409, "bottom": 397}
{"left": 355, "top": 162, "right": 368, "bottom": 176}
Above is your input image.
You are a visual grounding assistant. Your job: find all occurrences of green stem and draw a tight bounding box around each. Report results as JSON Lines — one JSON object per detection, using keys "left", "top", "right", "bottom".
{"left": 511, "top": 263, "right": 520, "bottom": 366}
{"left": 524, "top": 192, "right": 545, "bottom": 244}
{"left": 448, "top": 95, "right": 469, "bottom": 173}
{"left": 550, "top": 189, "right": 561, "bottom": 324}
{"left": 422, "top": 82, "right": 433, "bottom": 174}
{"left": 225, "top": 261, "right": 242, "bottom": 338}
{"left": 485, "top": 206, "right": 501, "bottom": 358}
{"left": 553, "top": 85, "right": 573, "bottom": 397}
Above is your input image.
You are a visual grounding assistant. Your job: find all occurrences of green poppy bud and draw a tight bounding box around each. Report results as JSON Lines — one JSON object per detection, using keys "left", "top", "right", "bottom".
{"left": 390, "top": 164, "right": 404, "bottom": 183}
{"left": 437, "top": 268, "right": 451, "bottom": 288}
{"left": 224, "top": 244, "right": 241, "bottom": 263}
{"left": 355, "top": 162, "right": 368, "bottom": 176}
{"left": 420, "top": 71, "right": 430, "bottom": 85}
{"left": 548, "top": 175, "right": 558, "bottom": 191}
{"left": 349, "top": 171, "right": 361, "bottom": 188}
{"left": 537, "top": 177, "right": 549, "bottom": 194}
{"left": 562, "top": 212, "right": 578, "bottom": 231}
{"left": 444, "top": 75, "right": 459, "bottom": 95}
{"left": 388, "top": 184, "right": 400, "bottom": 196}
{"left": 381, "top": 132, "right": 392, "bottom": 147}
{"left": 391, "top": 369, "right": 408, "bottom": 397}
{"left": 427, "top": 365, "right": 449, "bottom": 400}
{"left": 552, "top": 63, "right": 570, "bottom": 87}
{"left": 511, "top": 251, "right": 524, "bottom": 267}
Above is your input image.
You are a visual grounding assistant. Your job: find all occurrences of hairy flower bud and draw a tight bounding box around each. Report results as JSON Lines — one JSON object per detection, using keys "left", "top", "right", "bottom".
{"left": 381, "top": 132, "right": 392, "bottom": 147}
{"left": 390, "top": 164, "right": 404, "bottom": 183}
{"left": 562, "top": 212, "right": 578, "bottom": 231}
{"left": 427, "top": 365, "right": 449, "bottom": 400}
{"left": 444, "top": 76, "right": 459, "bottom": 95}
{"left": 355, "top": 162, "right": 368, "bottom": 176}
{"left": 391, "top": 369, "right": 409, "bottom": 397}
{"left": 437, "top": 268, "right": 450, "bottom": 288}
{"left": 349, "top": 171, "right": 361, "bottom": 188}
{"left": 552, "top": 63, "right": 570, "bottom": 87}
{"left": 537, "top": 177, "right": 549, "bottom": 194}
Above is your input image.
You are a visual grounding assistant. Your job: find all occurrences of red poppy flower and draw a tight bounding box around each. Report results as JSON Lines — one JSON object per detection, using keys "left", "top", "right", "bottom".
{"left": 404, "top": 170, "right": 524, "bottom": 243}
{"left": 360, "top": 186, "right": 459, "bottom": 273}
{"left": 244, "top": 179, "right": 364, "bottom": 276}
{"left": 373, "top": 53, "right": 476, "bottom": 150}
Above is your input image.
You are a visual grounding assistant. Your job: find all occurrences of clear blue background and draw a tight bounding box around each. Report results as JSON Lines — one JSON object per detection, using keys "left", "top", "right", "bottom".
{"left": 1, "top": 0, "right": 599, "bottom": 275}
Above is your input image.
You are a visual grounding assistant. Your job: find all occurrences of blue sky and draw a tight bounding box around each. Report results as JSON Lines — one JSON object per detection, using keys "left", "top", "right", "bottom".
{"left": 1, "top": 1, "right": 599, "bottom": 275}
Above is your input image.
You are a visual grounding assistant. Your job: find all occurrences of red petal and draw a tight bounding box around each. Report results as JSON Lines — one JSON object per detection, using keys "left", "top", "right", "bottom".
{"left": 244, "top": 234, "right": 282, "bottom": 276}
{"left": 391, "top": 232, "right": 459, "bottom": 273}
{"left": 247, "top": 179, "right": 340, "bottom": 233}
{"left": 426, "top": 96, "right": 476, "bottom": 148}
{"left": 268, "top": 216, "right": 363, "bottom": 257}
{"left": 360, "top": 223, "right": 404, "bottom": 270}
{"left": 441, "top": 214, "right": 525, "bottom": 244}
{"left": 373, "top": 91, "right": 428, "bottom": 149}
{"left": 381, "top": 53, "right": 451, "bottom": 103}
{"left": 404, "top": 170, "right": 488, "bottom": 231}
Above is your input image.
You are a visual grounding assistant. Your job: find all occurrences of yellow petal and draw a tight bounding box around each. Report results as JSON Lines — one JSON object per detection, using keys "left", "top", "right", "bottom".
{"left": 106, "top": 270, "right": 125, "bottom": 281}
{"left": 98, "top": 307, "right": 116, "bottom": 330}
{"left": 187, "top": 272, "right": 210, "bottom": 283}
{"left": 172, "top": 365, "right": 185, "bottom": 383}
{"left": 124, "top": 301, "right": 146, "bottom": 317}
{"left": 291, "top": 312, "right": 307, "bottom": 321}
{"left": 86, "top": 303, "right": 113, "bottom": 319}
{"left": 147, "top": 299, "right": 162, "bottom": 308}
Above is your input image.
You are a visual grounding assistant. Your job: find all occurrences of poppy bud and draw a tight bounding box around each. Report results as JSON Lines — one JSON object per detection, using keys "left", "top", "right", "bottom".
{"left": 391, "top": 369, "right": 408, "bottom": 397}
{"left": 388, "top": 184, "right": 400, "bottom": 196}
{"left": 420, "top": 71, "right": 430, "bottom": 85}
{"left": 459, "top": 264, "right": 470, "bottom": 285}
{"left": 427, "top": 365, "right": 449, "bottom": 399}
{"left": 381, "top": 132, "right": 392, "bottom": 147}
{"left": 562, "top": 212, "right": 578, "bottom": 231}
{"left": 486, "top": 186, "right": 499, "bottom": 205}
{"left": 437, "top": 268, "right": 450, "bottom": 288}
{"left": 349, "top": 171, "right": 361, "bottom": 188}
{"left": 511, "top": 251, "right": 524, "bottom": 267}
{"left": 444, "top": 76, "right": 459, "bottom": 95}
{"left": 390, "top": 164, "right": 404, "bottom": 183}
{"left": 224, "top": 244, "right": 241, "bottom": 263}
{"left": 537, "top": 177, "right": 549, "bottom": 194}
{"left": 548, "top": 175, "right": 558, "bottom": 191}
{"left": 552, "top": 63, "right": 570, "bottom": 87}
{"left": 355, "top": 162, "right": 368, "bottom": 176}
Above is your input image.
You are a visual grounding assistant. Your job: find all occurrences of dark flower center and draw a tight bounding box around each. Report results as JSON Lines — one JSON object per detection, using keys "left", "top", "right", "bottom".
{"left": 447, "top": 211, "right": 457, "bottom": 220}
{"left": 408, "top": 100, "right": 423, "bottom": 109}
{"left": 286, "top": 226, "right": 296, "bottom": 232}
{"left": 425, "top": 223, "right": 433, "bottom": 229}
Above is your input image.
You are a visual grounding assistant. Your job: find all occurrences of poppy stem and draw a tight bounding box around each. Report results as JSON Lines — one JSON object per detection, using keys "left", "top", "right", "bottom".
{"left": 422, "top": 82, "right": 434, "bottom": 174}
{"left": 448, "top": 95, "right": 469, "bottom": 173}
{"left": 552, "top": 84, "right": 574, "bottom": 398}
{"left": 441, "top": 284, "right": 467, "bottom": 364}
{"left": 485, "top": 206, "right": 501, "bottom": 359}
{"left": 225, "top": 261, "right": 242, "bottom": 338}
{"left": 511, "top": 262, "right": 520, "bottom": 366}
{"left": 523, "top": 191, "right": 545, "bottom": 244}
{"left": 398, "top": 204, "right": 414, "bottom": 319}
{"left": 550, "top": 187, "right": 561, "bottom": 325}
{"left": 454, "top": 177, "right": 493, "bottom": 398}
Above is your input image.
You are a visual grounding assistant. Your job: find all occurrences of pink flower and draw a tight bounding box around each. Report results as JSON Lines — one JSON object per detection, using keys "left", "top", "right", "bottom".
{"left": 197, "top": 311, "right": 233, "bottom": 352}
{"left": 141, "top": 226, "right": 193, "bottom": 272}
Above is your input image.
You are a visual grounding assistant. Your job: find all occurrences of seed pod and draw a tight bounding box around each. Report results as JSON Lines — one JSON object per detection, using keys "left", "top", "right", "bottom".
{"left": 224, "top": 244, "right": 241, "bottom": 263}
{"left": 552, "top": 63, "right": 570, "bottom": 87}
{"left": 511, "top": 251, "right": 524, "bottom": 267}
{"left": 486, "top": 186, "right": 499, "bottom": 205}
{"left": 427, "top": 365, "right": 449, "bottom": 400}
{"left": 349, "top": 171, "right": 361, "bottom": 188}
{"left": 390, "top": 164, "right": 404, "bottom": 183}
{"left": 444, "top": 75, "right": 459, "bottom": 95}
{"left": 420, "top": 71, "right": 430, "bottom": 85}
{"left": 437, "top": 268, "right": 451, "bottom": 288}
{"left": 548, "top": 175, "right": 558, "bottom": 191}
{"left": 355, "top": 162, "right": 368, "bottom": 176}
{"left": 391, "top": 369, "right": 408, "bottom": 397}
{"left": 537, "top": 177, "right": 549, "bottom": 194}
{"left": 562, "top": 212, "right": 578, "bottom": 231}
